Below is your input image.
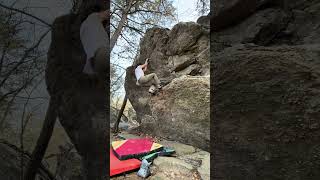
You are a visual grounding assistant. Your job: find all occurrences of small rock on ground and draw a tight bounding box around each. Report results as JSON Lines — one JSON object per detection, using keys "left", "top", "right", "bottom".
{"left": 151, "top": 157, "right": 194, "bottom": 179}
{"left": 159, "top": 140, "right": 196, "bottom": 156}
{"left": 110, "top": 133, "right": 209, "bottom": 180}
{"left": 153, "top": 157, "right": 194, "bottom": 170}
{"left": 179, "top": 151, "right": 210, "bottom": 180}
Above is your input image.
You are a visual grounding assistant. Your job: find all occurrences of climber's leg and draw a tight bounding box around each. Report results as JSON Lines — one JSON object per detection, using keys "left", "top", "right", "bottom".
{"left": 151, "top": 73, "right": 161, "bottom": 87}
{"left": 139, "top": 73, "right": 161, "bottom": 88}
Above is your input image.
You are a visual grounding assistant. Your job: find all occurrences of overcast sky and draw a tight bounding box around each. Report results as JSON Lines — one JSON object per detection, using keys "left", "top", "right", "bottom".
{"left": 172, "top": 0, "right": 200, "bottom": 26}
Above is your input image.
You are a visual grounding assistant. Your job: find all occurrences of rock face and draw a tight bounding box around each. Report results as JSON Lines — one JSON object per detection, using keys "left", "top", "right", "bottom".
{"left": 212, "top": 0, "right": 320, "bottom": 45}
{"left": 142, "top": 76, "right": 210, "bottom": 150}
{"left": 110, "top": 134, "right": 210, "bottom": 180}
{"left": 212, "top": 0, "right": 320, "bottom": 179}
{"left": 124, "top": 21, "right": 210, "bottom": 151}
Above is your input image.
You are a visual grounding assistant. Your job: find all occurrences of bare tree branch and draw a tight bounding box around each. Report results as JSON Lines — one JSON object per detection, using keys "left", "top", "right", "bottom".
{"left": 110, "top": 0, "right": 135, "bottom": 50}
{"left": 0, "top": 3, "right": 52, "bottom": 27}
{"left": 111, "top": 63, "right": 126, "bottom": 70}
{"left": 124, "top": 24, "right": 144, "bottom": 35}
{"left": 129, "top": 9, "right": 163, "bottom": 15}
{"left": 0, "top": 29, "right": 50, "bottom": 88}
{"left": 0, "top": 69, "right": 44, "bottom": 103}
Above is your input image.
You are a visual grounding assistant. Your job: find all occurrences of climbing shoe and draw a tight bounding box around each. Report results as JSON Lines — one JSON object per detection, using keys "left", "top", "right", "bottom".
{"left": 149, "top": 85, "right": 156, "bottom": 94}
{"left": 149, "top": 89, "right": 156, "bottom": 94}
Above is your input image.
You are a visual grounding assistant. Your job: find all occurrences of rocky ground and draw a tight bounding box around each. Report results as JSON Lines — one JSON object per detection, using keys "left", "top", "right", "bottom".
{"left": 0, "top": 126, "right": 210, "bottom": 180}
{"left": 110, "top": 132, "right": 210, "bottom": 180}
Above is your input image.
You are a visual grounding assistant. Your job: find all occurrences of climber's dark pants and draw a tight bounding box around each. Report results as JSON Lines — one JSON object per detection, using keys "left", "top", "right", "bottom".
{"left": 88, "top": 46, "right": 108, "bottom": 89}
{"left": 58, "top": 87, "right": 108, "bottom": 180}
{"left": 91, "top": 46, "right": 108, "bottom": 75}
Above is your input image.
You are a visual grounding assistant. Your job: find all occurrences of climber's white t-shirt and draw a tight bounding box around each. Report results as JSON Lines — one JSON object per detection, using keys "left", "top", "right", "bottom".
{"left": 135, "top": 66, "right": 144, "bottom": 81}
{"left": 80, "top": 12, "right": 108, "bottom": 74}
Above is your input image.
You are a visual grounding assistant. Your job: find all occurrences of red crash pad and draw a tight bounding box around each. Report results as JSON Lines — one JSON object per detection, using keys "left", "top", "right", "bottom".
{"left": 110, "top": 149, "right": 141, "bottom": 176}
{"left": 112, "top": 138, "right": 163, "bottom": 160}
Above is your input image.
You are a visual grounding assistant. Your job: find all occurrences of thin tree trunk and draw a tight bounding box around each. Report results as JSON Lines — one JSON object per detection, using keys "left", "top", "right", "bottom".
{"left": 113, "top": 95, "right": 128, "bottom": 133}
{"left": 110, "top": 0, "right": 134, "bottom": 51}
{"left": 24, "top": 98, "right": 58, "bottom": 180}
{"left": 110, "top": 1, "right": 134, "bottom": 132}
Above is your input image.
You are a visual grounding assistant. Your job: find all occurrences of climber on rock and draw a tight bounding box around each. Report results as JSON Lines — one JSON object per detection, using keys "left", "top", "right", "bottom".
{"left": 80, "top": 7, "right": 109, "bottom": 77}
{"left": 135, "top": 58, "right": 162, "bottom": 94}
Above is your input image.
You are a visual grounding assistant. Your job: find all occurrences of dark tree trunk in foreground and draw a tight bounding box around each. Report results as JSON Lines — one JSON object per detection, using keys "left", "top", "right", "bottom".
{"left": 24, "top": 99, "right": 58, "bottom": 180}
{"left": 113, "top": 95, "right": 128, "bottom": 133}
{"left": 24, "top": 1, "right": 109, "bottom": 179}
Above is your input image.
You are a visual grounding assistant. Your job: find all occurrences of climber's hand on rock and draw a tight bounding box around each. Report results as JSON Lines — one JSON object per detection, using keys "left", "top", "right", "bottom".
{"left": 145, "top": 58, "right": 150, "bottom": 65}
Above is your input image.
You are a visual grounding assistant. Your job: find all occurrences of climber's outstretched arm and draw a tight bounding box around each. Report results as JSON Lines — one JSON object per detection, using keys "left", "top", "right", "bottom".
{"left": 140, "top": 64, "right": 147, "bottom": 71}
{"left": 140, "top": 58, "right": 149, "bottom": 71}
{"left": 143, "top": 64, "right": 147, "bottom": 72}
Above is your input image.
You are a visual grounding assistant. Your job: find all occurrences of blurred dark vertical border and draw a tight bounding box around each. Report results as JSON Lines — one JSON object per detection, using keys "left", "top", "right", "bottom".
{"left": 209, "top": 1, "right": 214, "bottom": 180}
{"left": 209, "top": 0, "right": 214, "bottom": 179}
{"left": 97, "top": 0, "right": 111, "bottom": 177}
{"left": 106, "top": 0, "right": 111, "bottom": 178}
{"left": 211, "top": 0, "right": 320, "bottom": 179}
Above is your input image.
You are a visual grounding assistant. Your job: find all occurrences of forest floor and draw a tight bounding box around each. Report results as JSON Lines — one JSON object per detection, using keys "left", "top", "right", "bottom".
{"left": 110, "top": 131, "right": 210, "bottom": 180}
{"left": 0, "top": 118, "right": 210, "bottom": 179}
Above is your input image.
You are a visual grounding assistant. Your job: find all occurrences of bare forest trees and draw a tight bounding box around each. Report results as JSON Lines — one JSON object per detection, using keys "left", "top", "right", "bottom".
{"left": 0, "top": 2, "right": 52, "bottom": 179}
{"left": 196, "top": 0, "right": 210, "bottom": 15}
{"left": 111, "top": 0, "right": 176, "bottom": 132}
{"left": 0, "top": 4, "right": 49, "bottom": 131}
{"left": 110, "top": 0, "right": 176, "bottom": 95}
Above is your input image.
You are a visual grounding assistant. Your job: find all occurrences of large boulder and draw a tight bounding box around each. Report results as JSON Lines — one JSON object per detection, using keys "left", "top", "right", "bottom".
{"left": 284, "top": 4, "right": 320, "bottom": 44}
{"left": 125, "top": 18, "right": 209, "bottom": 150}
{"left": 212, "top": 44, "right": 320, "bottom": 179}
{"left": 212, "top": 0, "right": 320, "bottom": 179}
{"left": 133, "top": 22, "right": 209, "bottom": 81}
{"left": 215, "top": 8, "right": 290, "bottom": 46}
{"left": 166, "top": 22, "right": 205, "bottom": 56}
{"left": 125, "top": 20, "right": 209, "bottom": 126}
{"left": 140, "top": 76, "right": 210, "bottom": 151}
{"left": 212, "top": 0, "right": 270, "bottom": 31}
{"left": 212, "top": 0, "right": 320, "bottom": 45}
